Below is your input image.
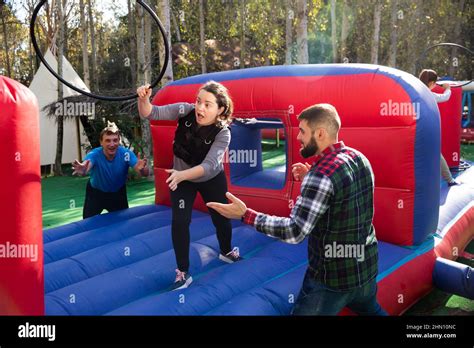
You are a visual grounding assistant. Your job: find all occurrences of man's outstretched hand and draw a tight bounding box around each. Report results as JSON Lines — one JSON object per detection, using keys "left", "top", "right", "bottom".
{"left": 206, "top": 192, "right": 247, "bottom": 219}
{"left": 72, "top": 159, "right": 91, "bottom": 176}
{"left": 136, "top": 153, "right": 149, "bottom": 176}
{"left": 292, "top": 162, "right": 311, "bottom": 181}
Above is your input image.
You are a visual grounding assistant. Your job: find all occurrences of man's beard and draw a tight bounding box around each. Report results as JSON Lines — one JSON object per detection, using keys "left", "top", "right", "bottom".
{"left": 300, "top": 136, "right": 318, "bottom": 158}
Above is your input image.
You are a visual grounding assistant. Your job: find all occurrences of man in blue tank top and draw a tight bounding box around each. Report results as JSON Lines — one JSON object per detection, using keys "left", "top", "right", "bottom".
{"left": 72, "top": 122, "right": 149, "bottom": 218}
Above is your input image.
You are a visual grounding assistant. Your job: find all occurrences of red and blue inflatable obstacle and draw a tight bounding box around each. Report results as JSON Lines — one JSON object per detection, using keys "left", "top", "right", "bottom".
{"left": 38, "top": 65, "right": 473, "bottom": 315}
{"left": 153, "top": 64, "right": 441, "bottom": 247}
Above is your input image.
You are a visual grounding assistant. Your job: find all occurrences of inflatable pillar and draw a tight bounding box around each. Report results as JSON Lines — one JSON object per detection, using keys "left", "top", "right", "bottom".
{"left": 434, "top": 85, "right": 462, "bottom": 168}
{"left": 0, "top": 76, "right": 44, "bottom": 315}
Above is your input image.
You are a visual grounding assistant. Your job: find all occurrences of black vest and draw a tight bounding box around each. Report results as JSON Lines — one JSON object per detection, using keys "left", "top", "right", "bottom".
{"left": 173, "top": 109, "right": 223, "bottom": 166}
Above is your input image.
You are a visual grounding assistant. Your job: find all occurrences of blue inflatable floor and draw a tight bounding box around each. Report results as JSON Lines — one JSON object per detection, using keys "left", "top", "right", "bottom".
{"left": 42, "top": 209, "right": 432, "bottom": 316}
{"left": 44, "top": 166, "right": 474, "bottom": 315}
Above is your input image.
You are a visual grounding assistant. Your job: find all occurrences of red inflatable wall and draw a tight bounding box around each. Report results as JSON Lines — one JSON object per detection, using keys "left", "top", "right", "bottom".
{"left": 0, "top": 76, "right": 44, "bottom": 315}
{"left": 433, "top": 85, "right": 462, "bottom": 167}
{"left": 151, "top": 65, "right": 441, "bottom": 247}
{"left": 152, "top": 78, "right": 416, "bottom": 245}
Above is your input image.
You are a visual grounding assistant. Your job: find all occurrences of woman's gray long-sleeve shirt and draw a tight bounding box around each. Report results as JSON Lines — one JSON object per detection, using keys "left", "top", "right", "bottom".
{"left": 145, "top": 103, "right": 230, "bottom": 182}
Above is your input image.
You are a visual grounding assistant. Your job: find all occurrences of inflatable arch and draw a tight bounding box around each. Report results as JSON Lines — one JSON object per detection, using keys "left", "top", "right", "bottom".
{"left": 152, "top": 64, "right": 441, "bottom": 247}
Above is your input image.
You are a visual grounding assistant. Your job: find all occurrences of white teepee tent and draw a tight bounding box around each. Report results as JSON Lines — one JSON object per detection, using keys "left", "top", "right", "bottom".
{"left": 29, "top": 49, "right": 90, "bottom": 166}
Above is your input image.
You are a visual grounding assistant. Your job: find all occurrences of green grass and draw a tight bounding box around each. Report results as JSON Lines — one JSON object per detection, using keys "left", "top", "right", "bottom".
{"left": 42, "top": 175, "right": 155, "bottom": 229}
{"left": 461, "top": 144, "right": 474, "bottom": 162}
{"left": 262, "top": 139, "right": 286, "bottom": 169}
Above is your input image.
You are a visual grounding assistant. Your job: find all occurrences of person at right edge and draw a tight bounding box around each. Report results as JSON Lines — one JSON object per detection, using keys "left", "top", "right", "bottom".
{"left": 419, "top": 68, "right": 459, "bottom": 186}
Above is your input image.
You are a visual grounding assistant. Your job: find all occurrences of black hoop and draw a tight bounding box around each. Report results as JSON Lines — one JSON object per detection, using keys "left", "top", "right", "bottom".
{"left": 416, "top": 43, "right": 473, "bottom": 88}
{"left": 30, "top": 0, "right": 170, "bottom": 101}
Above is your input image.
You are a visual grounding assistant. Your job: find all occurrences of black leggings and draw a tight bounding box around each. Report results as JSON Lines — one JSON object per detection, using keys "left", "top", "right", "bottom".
{"left": 83, "top": 180, "right": 129, "bottom": 219}
{"left": 170, "top": 171, "right": 232, "bottom": 272}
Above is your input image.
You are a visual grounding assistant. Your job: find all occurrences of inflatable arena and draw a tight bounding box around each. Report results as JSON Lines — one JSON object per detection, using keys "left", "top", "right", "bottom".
{"left": 1, "top": 64, "right": 473, "bottom": 315}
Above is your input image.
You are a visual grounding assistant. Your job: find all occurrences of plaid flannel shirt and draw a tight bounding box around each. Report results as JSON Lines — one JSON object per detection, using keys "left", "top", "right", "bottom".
{"left": 242, "top": 141, "right": 378, "bottom": 290}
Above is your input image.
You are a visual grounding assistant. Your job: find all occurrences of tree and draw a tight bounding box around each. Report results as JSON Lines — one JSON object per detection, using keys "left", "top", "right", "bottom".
{"left": 1, "top": 1, "right": 32, "bottom": 81}
{"left": 295, "top": 0, "right": 308, "bottom": 64}
{"left": 54, "top": 0, "right": 65, "bottom": 176}
{"left": 199, "top": 0, "right": 206, "bottom": 73}
{"left": 408, "top": 0, "right": 423, "bottom": 74}
{"left": 21, "top": 0, "right": 36, "bottom": 80}
{"left": 137, "top": 5, "right": 145, "bottom": 85}
{"left": 1, "top": 0, "right": 471, "bottom": 93}
{"left": 388, "top": 0, "right": 399, "bottom": 67}
{"left": 79, "top": 0, "right": 90, "bottom": 87}
{"left": 144, "top": 1, "right": 152, "bottom": 84}
{"left": 1, "top": 2, "right": 11, "bottom": 77}
{"left": 285, "top": 0, "right": 293, "bottom": 65}
{"left": 240, "top": 0, "right": 246, "bottom": 68}
{"left": 448, "top": 0, "right": 466, "bottom": 77}
{"left": 170, "top": 8, "right": 181, "bottom": 42}
{"left": 371, "top": 0, "right": 382, "bottom": 64}
{"left": 87, "top": 0, "right": 97, "bottom": 90}
{"left": 330, "top": 0, "right": 337, "bottom": 62}
{"left": 77, "top": 0, "right": 97, "bottom": 155}
{"left": 136, "top": 2, "right": 153, "bottom": 176}
{"left": 245, "top": 0, "right": 287, "bottom": 67}
{"left": 340, "top": 0, "right": 349, "bottom": 62}
{"left": 159, "top": 0, "right": 173, "bottom": 83}
{"left": 127, "top": 0, "right": 137, "bottom": 89}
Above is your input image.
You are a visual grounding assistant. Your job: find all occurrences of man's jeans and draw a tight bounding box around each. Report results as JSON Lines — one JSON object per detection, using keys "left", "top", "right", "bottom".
{"left": 292, "top": 272, "right": 388, "bottom": 316}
